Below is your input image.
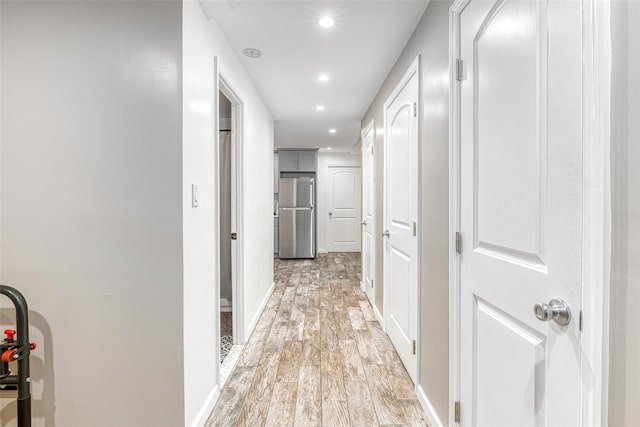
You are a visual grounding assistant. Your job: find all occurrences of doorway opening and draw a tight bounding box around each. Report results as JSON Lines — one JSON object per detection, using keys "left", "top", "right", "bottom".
{"left": 216, "top": 73, "right": 245, "bottom": 387}
{"left": 218, "top": 91, "right": 235, "bottom": 369}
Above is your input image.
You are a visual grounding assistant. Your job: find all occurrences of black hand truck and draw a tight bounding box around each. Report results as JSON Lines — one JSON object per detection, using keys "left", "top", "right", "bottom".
{"left": 0, "top": 285, "right": 35, "bottom": 427}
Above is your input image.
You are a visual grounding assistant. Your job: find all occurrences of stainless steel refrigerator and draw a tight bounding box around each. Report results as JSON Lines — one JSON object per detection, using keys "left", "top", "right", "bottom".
{"left": 278, "top": 177, "right": 316, "bottom": 259}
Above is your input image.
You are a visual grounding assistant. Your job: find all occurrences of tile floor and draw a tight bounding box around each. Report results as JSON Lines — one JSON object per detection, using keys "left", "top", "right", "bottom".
{"left": 221, "top": 312, "right": 234, "bottom": 363}
{"left": 206, "top": 253, "right": 429, "bottom": 426}
{"left": 220, "top": 345, "right": 243, "bottom": 386}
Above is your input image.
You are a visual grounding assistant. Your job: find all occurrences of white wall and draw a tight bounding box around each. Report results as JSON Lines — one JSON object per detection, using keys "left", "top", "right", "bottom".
{"left": 182, "top": 2, "right": 275, "bottom": 426}
{"left": 609, "top": 2, "right": 640, "bottom": 425}
{"left": 360, "top": 1, "right": 452, "bottom": 424}
{"left": 0, "top": 2, "right": 184, "bottom": 426}
{"left": 204, "top": 9, "right": 275, "bottom": 340}
{"left": 316, "top": 152, "right": 361, "bottom": 253}
{"left": 182, "top": 2, "right": 219, "bottom": 426}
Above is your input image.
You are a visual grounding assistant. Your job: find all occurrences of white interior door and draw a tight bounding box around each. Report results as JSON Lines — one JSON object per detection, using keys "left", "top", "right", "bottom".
{"left": 327, "top": 166, "right": 361, "bottom": 252}
{"left": 361, "top": 123, "right": 376, "bottom": 301}
{"left": 384, "top": 60, "right": 419, "bottom": 382}
{"left": 458, "top": 0, "right": 583, "bottom": 425}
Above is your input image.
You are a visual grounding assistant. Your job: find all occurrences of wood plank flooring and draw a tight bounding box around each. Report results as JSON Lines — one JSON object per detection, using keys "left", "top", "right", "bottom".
{"left": 206, "top": 253, "right": 429, "bottom": 427}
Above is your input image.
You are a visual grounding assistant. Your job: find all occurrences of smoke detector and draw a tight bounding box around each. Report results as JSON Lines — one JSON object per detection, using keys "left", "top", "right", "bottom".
{"left": 242, "top": 48, "right": 262, "bottom": 59}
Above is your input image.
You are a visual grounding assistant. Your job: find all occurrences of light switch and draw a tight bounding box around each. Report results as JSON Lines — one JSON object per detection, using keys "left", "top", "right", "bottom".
{"left": 192, "top": 183, "right": 199, "bottom": 208}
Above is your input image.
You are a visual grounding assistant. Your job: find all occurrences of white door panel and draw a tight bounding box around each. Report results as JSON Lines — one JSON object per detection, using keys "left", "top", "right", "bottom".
{"left": 474, "top": 0, "right": 546, "bottom": 263}
{"left": 332, "top": 218, "right": 359, "bottom": 243}
{"left": 384, "top": 62, "right": 419, "bottom": 383}
{"left": 474, "top": 299, "right": 546, "bottom": 427}
{"left": 459, "top": 0, "right": 582, "bottom": 425}
{"left": 333, "top": 172, "right": 357, "bottom": 206}
{"left": 390, "top": 109, "right": 411, "bottom": 225}
{"left": 389, "top": 247, "right": 411, "bottom": 334}
{"left": 327, "top": 166, "right": 361, "bottom": 252}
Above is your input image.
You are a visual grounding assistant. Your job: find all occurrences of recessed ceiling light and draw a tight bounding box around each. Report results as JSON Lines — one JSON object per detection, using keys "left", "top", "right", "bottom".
{"left": 242, "top": 48, "right": 262, "bottom": 59}
{"left": 316, "top": 105, "right": 325, "bottom": 112}
{"left": 319, "top": 16, "right": 335, "bottom": 28}
{"left": 318, "top": 74, "right": 329, "bottom": 82}
{"left": 329, "top": 128, "right": 337, "bottom": 134}
{"left": 326, "top": 147, "right": 333, "bottom": 150}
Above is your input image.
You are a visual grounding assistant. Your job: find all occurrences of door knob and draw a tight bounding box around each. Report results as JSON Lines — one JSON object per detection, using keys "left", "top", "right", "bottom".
{"left": 362, "top": 220, "right": 367, "bottom": 226}
{"left": 230, "top": 232, "right": 238, "bottom": 241}
{"left": 329, "top": 212, "right": 333, "bottom": 219}
{"left": 533, "top": 298, "right": 571, "bottom": 326}
{"left": 382, "top": 230, "right": 390, "bottom": 238}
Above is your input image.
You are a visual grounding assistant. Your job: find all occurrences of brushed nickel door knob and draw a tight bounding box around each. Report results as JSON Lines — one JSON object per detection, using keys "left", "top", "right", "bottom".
{"left": 534, "top": 298, "right": 571, "bottom": 326}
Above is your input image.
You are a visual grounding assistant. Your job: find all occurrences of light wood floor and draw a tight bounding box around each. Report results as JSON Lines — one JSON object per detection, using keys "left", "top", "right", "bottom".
{"left": 205, "top": 253, "right": 429, "bottom": 427}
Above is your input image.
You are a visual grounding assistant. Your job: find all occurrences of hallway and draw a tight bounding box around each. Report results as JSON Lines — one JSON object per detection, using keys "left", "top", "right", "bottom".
{"left": 206, "top": 254, "right": 428, "bottom": 426}
{"left": 0, "top": 1, "right": 627, "bottom": 425}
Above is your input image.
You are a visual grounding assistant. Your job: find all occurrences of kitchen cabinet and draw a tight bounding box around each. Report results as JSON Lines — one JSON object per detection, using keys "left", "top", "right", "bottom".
{"left": 277, "top": 149, "right": 317, "bottom": 172}
{"left": 278, "top": 150, "right": 298, "bottom": 171}
{"left": 274, "top": 151, "right": 279, "bottom": 192}
{"left": 297, "top": 151, "right": 317, "bottom": 171}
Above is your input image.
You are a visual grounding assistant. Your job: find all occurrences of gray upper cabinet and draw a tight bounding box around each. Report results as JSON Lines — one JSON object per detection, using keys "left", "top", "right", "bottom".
{"left": 278, "top": 150, "right": 298, "bottom": 171}
{"left": 277, "top": 150, "right": 317, "bottom": 172}
{"left": 297, "top": 151, "right": 317, "bottom": 171}
{"left": 274, "top": 152, "right": 279, "bottom": 192}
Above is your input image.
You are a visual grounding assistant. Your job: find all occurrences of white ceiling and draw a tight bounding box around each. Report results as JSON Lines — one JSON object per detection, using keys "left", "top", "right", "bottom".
{"left": 201, "top": 1, "right": 428, "bottom": 152}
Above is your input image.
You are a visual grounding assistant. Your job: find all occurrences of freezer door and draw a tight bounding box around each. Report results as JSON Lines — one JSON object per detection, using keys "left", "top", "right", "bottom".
{"left": 278, "top": 207, "right": 315, "bottom": 259}
{"left": 278, "top": 178, "right": 314, "bottom": 208}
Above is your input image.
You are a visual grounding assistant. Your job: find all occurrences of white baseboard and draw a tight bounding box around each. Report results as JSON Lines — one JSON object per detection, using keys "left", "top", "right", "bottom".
{"left": 371, "top": 298, "right": 384, "bottom": 328}
{"left": 360, "top": 280, "right": 365, "bottom": 292}
{"left": 190, "top": 385, "right": 220, "bottom": 427}
{"left": 246, "top": 282, "right": 275, "bottom": 337}
{"left": 416, "top": 384, "right": 445, "bottom": 427}
{"left": 189, "top": 289, "right": 274, "bottom": 427}
{"left": 220, "top": 297, "right": 232, "bottom": 312}
{"left": 318, "top": 249, "right": 328, "bottom": 254}
{"left": 363, "top": 287, "right": 384, "bottom": 328}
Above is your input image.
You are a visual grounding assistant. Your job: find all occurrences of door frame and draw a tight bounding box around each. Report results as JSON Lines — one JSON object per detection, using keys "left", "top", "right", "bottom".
{"left": 382, "top": 55, "right": 422, "bottom": 383}
{"left": 214, "top": 59, "right": 246, "bottom": 379}
{"left": 448, "top": 1, "right": 611, "bottom": 425}
{"left": 361, "top": 119, "right": 375, "bottom": 298}
{"left": 219, "top": 75, "right": 245, "bottom": 345}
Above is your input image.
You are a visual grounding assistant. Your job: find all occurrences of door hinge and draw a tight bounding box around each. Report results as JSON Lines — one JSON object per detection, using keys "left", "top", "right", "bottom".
{"left": 412, "top": 222, "right": 417, "bottom": 237}
{"left": 454, "top": 401, "right": 461, "bottom": 423}
{"left": 413, "top": 102, "right": 417, "bottom": 117}
{"left": 455, "top": 232, "right": 462, "bottom": 254}
{"left": 456, "top": 59, "right": 464, "bottom": 81}
{"left": 412, "top": 340, "right": 416, "bottom": 355}
{"left": 371, "top": 279, "right": 374, "bottom": 288}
